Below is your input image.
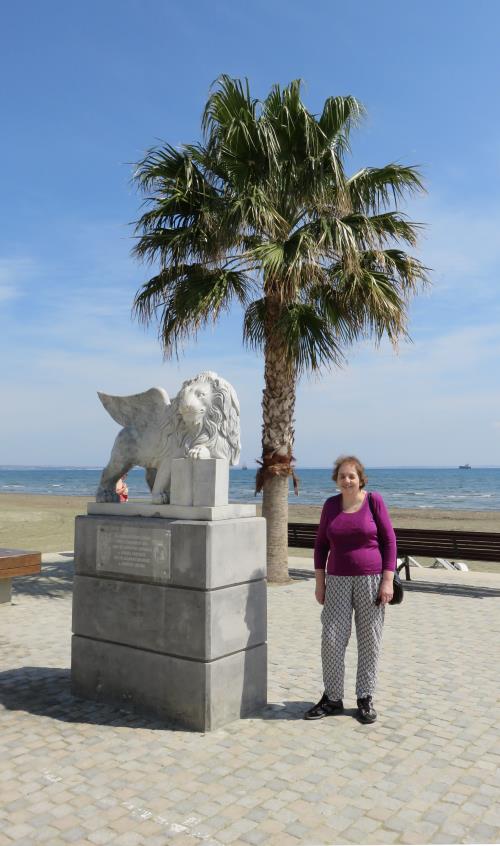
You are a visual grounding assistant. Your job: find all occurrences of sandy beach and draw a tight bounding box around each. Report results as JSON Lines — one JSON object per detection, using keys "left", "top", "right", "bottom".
{"left": 0, "top": 492, "right": 498, "bottom": 570}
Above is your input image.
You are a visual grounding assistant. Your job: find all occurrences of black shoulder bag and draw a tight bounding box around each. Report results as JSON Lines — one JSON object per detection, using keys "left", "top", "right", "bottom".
{"left": 368, "top": 492, "right": 404, "bottom": 605}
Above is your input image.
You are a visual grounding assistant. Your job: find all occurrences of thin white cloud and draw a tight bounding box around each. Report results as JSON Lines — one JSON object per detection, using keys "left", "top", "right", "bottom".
{"left": 0, "top": 284, "right": 19, "bottom": 303}
{"left": 295, "top": 324, "right": 500, "bottom": 466}
{"left": 1, "top": 207, "right": 499, "bottom": 466}
{"left": 0, "top": 256, "right": 40, "bottom": 301}
{"left": 406, "top": 196, "right": 500, "bottom": 300}
{"left": 0, "top": 341, "right": 264, "bottom": 465}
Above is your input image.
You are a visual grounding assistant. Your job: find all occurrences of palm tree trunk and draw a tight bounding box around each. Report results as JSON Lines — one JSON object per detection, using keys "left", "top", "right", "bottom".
{"left": 259, "top": 309, "right": 297, "bottom": 583}
{"left": 262, "top": 475, "right": 291, "bottom": 583}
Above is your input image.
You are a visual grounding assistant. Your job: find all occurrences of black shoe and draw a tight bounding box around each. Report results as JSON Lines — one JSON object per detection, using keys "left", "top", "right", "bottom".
{"left": 304, "top": 692, "right": 344, "bottom": 720}
{"left": 356, "top": 696, "right": 377, "bottom": 724}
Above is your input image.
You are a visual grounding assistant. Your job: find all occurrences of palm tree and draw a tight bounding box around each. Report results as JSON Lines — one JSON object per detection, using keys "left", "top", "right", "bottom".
{"left": 132, "top": 76, "right": 428, "bottom": 583}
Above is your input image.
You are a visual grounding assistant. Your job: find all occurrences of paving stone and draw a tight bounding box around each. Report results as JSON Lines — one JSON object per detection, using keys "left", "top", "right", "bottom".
{"left": 350, "top": 815, "right": 379, "bottom": 834}
{"left": 283, "top": 822, "right": 309, "bottom": 839}
{"left": 111, "top": 834, "right": 146, "bottom": 846}
{"left": 257, "top": 818, "right": 285, "bottom": 835}
{"left": 467, "top": 822, "right": 498, "bottom": 841}
{"left": 239, "top": 829, "right": 269, "bottom": 845}
{"left": 2, "top": 823, "right": 36, "bottom": 840}
{"left": 216, "top": 829, "right": 247, "bottom": 844}
{"left": 1, "top": 557, "right": 500, "bottom": 846}
{"left": 274, "top": 808, "right": 299, "bottom": 824}
{"left": 368, "top": 830, "right": 400, "bottom": 845}
{"left": 366, "top": 804, "right": 394, "bottom": 823}
{"left": 87, "top": 827, "right": 122, "bottom": 844}
{"left": 61, "top": 828, "right": 88, "bottom": 843}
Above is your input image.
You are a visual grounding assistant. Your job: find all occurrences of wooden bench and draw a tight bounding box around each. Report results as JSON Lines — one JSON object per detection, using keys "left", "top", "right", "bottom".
{"left": 0, "top": 548, "right": 42, "bottom": 603}
{"left": 288, "top": 523, "right": 500, "bottom": 580}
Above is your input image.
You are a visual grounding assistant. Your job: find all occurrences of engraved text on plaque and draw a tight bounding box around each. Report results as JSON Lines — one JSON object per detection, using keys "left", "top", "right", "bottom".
{"left": 96, "top": 524, "right": 171, "bottom": 583}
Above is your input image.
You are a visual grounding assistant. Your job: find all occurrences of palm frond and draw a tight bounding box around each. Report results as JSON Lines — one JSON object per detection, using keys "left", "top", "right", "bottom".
{"left": 318, "top": 95, "right": 365, "bottom": 157}
{"left": 133, "top": 142, "right": 231, "bottom": 265}
{"left": 360, "top": 248, "right": 430, "bottom": 289}
{"left": 248, "top": 241, "right": 286, "bottom": 277}
{"left": 132, "top": 223, "right": 212, "bottom": 265}
{"left": 224, "top": 186, "right": 287, "bottom": 236}
{"left": 261, "top": 79, "right": 327, "bottom": 168}
{"left": 326, "top": 261, "right": 418, "bottom": 343}
{"left": 242, "top": 298, "right": 266, "bottom": 350}
{"left": 134, "top": 263, "right": 253, "bottom": 355}
{"left": 276, "top": 303, "right": 345, "bottom": 373}
{"left": 244, "top": 297, "right": 344, "bottom": 372}
{"left": 202, "top": 75, "right": 258, "bottom": 138}
{"left": 133, "top": 144, "right": 188, "bottom": 192}
{"left": 132, "top": 75, "right": 428, "bottom": 375}
{"left": 307, "top": 283, "right": 362, "bottom": 347}
{"left": 342, "top": 212, "right": 422, "bottom": 249}
{"left": 288, "top": 215, "right": 359, "bottom": 266}
{"left": 202, "top": 75, "right": 278, "bottom": 187}
{"left": 347, "top": 164, "right": 425, "bottom": 213}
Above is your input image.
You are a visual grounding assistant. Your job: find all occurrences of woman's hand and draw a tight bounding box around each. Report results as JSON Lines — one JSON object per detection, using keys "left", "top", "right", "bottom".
{"left": 315, "top": 571, "right": 326, "bottom": 605}
{"left": 377, "top": 572, "right": 394, "bottom": 605}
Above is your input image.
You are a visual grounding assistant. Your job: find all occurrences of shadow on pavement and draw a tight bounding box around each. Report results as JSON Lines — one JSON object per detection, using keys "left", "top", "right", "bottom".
{"left": 0, "top": 666, "right": 178, "bottom": 731}
{"left": 289, "top": 568, "right": 316, "bottom": 581}
{"left": 256, "top": 701, "right": 359, "bottom": 721}
{"left": 403, "top": 580, "right": 500, "bottom": 598}
{"left": 12, "top": 561, "right": 74, "bottom": 599}
{"left": 289, "top": 568, "right": 500, "bottom": 598}
{"left": 0, "top": 667, "right": 319, "bottom": 729}
{"left": 0, "top": 667, "right": 372, "bottom": 729}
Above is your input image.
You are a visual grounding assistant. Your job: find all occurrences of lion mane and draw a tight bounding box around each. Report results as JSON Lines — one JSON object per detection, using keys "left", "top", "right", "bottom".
{"left": 161, "top": 371, "right": 240, "bottom": 463}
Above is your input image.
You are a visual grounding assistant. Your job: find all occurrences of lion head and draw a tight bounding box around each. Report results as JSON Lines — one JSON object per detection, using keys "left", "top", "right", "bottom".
{"left": 168, "top": 371, "right": 241, "bottom": 464}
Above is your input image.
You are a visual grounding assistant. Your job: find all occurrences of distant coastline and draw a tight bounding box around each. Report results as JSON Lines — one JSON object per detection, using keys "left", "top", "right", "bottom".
{"left": 0, "top": 491, "right": 498, "bottom": 558}
{"left": 3, "top": 463, "right": 500, "bottom": 473}
{"left": 1, "top": 466, "right": 499, "bottom": 511}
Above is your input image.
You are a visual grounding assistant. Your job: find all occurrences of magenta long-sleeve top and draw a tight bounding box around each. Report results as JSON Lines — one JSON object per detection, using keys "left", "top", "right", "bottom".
{"left": 314, "top": 491, "right": 397, "bottom": 576}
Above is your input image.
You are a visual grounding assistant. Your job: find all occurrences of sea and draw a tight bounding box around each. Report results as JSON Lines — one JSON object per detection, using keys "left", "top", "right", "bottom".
{"left": 0, "top": 466, "right": 499, "bottom": 511}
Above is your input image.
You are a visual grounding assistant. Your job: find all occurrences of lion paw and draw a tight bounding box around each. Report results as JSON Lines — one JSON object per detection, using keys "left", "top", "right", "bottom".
{"left": 151, "top": 493, "right": 170, "bottom": 504}
{"left": 96, "top": 488, "right": 120, "bottom": 503}
{"left": 187, "top": 446, "right": 211, "bottom": 459}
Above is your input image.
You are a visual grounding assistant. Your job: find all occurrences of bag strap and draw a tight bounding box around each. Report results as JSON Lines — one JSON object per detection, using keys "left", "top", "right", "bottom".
{"left": 367, "top": 491, "right": 382, "bottom": 548}
{"left": 369, "top": 491, "right": 400, "bottom": 580}
{"left": 367, "top": 491, "right": 376, "bottom": 522}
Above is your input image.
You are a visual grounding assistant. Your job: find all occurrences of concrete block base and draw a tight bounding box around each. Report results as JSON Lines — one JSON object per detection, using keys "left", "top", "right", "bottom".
{"left": 71, "top": 513, "right": 267, "bottom": 730}
{"left": 71, "top": 636, "right": 267, "bottom": 731}
{"left": 0, "top": 579, "right": 12, "bottom": 604}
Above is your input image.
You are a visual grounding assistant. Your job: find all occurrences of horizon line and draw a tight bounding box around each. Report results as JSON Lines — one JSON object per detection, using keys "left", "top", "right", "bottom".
{"left": 1, "top": 464, "right": 500, "bottom": 470}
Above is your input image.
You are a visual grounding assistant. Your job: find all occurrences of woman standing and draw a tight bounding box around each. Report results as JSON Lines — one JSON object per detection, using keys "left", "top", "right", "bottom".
{"left": 304, "top": 456, "right": 396, "bottom": 723}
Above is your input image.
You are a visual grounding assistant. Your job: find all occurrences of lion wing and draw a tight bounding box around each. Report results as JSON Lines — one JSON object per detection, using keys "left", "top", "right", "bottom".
{"left": 98, "top": 387, "right": 171, "bottom": 430}
{"left": 221, "top": 382, "right": 241, "bottom": 465}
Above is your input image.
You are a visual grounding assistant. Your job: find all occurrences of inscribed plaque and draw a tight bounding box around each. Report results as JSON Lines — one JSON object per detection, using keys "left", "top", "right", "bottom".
{"left": 96, "top": 524, "right": 171, "bottom": 583}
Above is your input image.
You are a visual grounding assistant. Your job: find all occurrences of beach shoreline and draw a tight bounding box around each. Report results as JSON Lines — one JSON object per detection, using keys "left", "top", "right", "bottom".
{"left": 1, "top": 492, "right": 498, "bottom": 558}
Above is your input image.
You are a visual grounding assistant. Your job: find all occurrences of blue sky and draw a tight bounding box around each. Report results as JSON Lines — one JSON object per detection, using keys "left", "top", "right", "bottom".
{"left": 1, "top": 0, "right": 499, "bottom": 467}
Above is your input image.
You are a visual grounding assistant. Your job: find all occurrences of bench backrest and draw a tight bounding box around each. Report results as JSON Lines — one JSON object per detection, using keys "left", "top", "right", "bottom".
{"left": 287, "top": 523, "right": 500, "bottom": 562}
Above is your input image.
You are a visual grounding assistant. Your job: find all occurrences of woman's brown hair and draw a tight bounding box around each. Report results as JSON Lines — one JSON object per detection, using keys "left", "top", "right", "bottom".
{"left": 332, "top": 455, "right": 367, "bottom": 489}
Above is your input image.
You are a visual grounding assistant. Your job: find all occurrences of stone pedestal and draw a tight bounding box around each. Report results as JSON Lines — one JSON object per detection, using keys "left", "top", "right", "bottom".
{"left": 71, "top": 507, "right": 267, "bottom": 731}
{"left": 170, "top": 458, "right": 229, "bottom": 507}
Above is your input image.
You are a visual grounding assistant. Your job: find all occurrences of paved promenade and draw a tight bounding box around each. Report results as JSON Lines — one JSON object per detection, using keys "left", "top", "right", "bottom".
{"left": 1, "top": 555, "right": 499, "bottom": 846}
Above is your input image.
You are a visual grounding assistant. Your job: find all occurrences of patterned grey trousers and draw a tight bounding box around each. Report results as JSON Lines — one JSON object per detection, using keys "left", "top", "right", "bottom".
{"left": 321, "top": 574, "right": 385, "bottom": 700}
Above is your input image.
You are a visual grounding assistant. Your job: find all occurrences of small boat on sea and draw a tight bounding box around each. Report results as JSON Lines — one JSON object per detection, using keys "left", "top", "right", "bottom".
{"left": 458, "top": 463, "right": 472, "bottom": 469}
